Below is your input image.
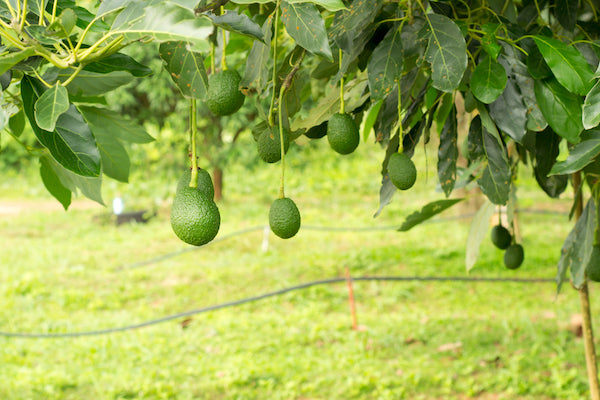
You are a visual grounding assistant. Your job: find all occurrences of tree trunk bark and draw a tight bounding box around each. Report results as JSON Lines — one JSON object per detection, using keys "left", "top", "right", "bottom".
{"left": 213, "top": 167, "right": 223, "bottom": 202}
{"left": 573, "top": 172, "right": 600, "bottom": 400}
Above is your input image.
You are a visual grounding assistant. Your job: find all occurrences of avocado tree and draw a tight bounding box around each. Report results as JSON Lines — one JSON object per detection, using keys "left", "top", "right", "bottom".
{"left": 2, "top": 0, "right": 600, "bottom": 396}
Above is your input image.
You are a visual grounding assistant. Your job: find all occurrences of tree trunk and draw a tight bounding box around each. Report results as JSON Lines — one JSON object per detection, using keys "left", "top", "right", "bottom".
{"left": 213, "top": 167, "right": 223, "bottom": 202}
{"left": 573, "top": 172, "right": 600, "bottom": 400}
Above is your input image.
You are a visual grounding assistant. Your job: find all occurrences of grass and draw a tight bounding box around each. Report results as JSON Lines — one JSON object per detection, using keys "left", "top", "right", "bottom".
{"left": 0, "top": 134, "right": 595, "bottom": 399}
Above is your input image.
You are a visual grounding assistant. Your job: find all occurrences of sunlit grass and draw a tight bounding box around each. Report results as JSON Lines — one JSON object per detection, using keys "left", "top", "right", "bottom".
{"left": 0, "top": 135, "right": 592, "bottom": 399}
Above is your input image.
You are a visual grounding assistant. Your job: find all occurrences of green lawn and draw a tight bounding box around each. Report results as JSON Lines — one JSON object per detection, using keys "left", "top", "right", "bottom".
{"left": 0, "top": 135, "right": 595, "bottom": 399}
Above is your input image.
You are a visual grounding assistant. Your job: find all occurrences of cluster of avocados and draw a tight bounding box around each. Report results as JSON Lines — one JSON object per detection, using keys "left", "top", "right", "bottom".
{"left": 170, "top": 68, "right": 246, "bottom": 246}
{"left": 491, "top": 224, "right": 524, "bottom": 270}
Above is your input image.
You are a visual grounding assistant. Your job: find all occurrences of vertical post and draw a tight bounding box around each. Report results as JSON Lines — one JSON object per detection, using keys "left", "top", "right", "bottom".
{"left": 574, "top": 172, "right": 600, "bottom": 400}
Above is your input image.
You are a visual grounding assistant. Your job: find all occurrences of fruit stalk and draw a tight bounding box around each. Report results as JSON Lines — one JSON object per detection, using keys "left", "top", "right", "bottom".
{"left": 220, "top": 6, "right": 228, "bottom": 71}
{"left": 573, "top": 172, "right": 600, "bottom": 400}
{"left": 268, "top": 0, "right": 281, "bottom": 126}
{"left": 397, "top": 79, "right": 403, "bottom": 153}
{"left": 339, "top": 48, "right": 345, "bottom": 114}
{"left": 276, "top": 50, "right": 305, "bottom": 198}
{"left": 189, "top": 99, "right": 198, "bottom": 188}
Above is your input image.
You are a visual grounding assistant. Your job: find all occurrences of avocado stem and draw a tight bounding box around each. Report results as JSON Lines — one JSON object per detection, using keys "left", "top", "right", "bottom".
{"left": 189, "top": 99, "right": 198, "bottom": 188}
{"left": 339, "top": 48, "right": 345, "bottom": 114}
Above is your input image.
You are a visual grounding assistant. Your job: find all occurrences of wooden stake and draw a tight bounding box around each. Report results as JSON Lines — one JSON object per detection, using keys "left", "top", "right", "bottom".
{"left": 345, "top": 267, "right": 358, "bottom": 330}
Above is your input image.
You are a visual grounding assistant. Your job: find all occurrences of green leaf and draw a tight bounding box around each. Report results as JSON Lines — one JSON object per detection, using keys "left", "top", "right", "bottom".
{"left": 477, "top": 106, "right": 511, "bottom": 205}
{"left": 40, "top": 156, "right": 72, "bottom": 210}
{"left": 534, "top": 77, "right": 583, "bottom": 143}
{"left": 374, "top": 177, "right": 396, "bottom": 218}
{"left": 471, "top": 56, "right": 507, "bottom": 104}
{"left": 287, "top": 0, "right": 346, "bottom": 10}
{"left": 557, "top": 198, "right": 595, "bottom": 292}
{"left": 78, "top": 106, "right": 154, "bottom": 144}
{"left": 367, "top": 26, "right": 402, "bottom": 102}
{"left": 44, "top": 155, "right": 104, "bottom": 205}
{"left": 0, "top": 48, "right": 36, "bottom": 76}
{"left": 423, "top": 13, "right": 467, "bottom": 92}
{"left": 527, "top": 45, "right": 552, "bottom": 80}
{"left": 233, "top": 0, "right": 346, "bottom": 11}
{"left": 8, "top": 108, "right": 25, "bottom": 137}
{"left": 22, "top": 76, "right": 101, "bottom": 177}
{"left": 241, "top": 16, "right": 272, "bottom": 94}
{"left": 55, "top": 69, "right": 135, "bottom": 96}
{"left": 481, "top": 23, "right": 501, "bottom": 60}
{"left": 467, "top": 114, "right": 484, "bottom": 160}
{"left": 398, "top": 198, "right": 464, "bottom": 231}
{"left": 159, "top": 41, "right": 208, "bottom": 100}
{"left": 533, "top": 35, "right": 594, "bottom": 95}
{"left": 281, "top": 1, "right": 332, "bottom": 61}
{"left": 91, "top": 128, "right": 130, "bottom": 183}
{"left": 34, "top": 83, "right": 69, "bottom": 132}
{"left": 361, "top": 99, "right": 383, "bottom": 141}
{"left": 583, "top": 80, "right": 600, "bottom": 130}
{"left": 488, "top": 74, "right": 527, "bottom": 144}
{"left": 24, "top": 25, "right": 61, "bottom": 45}
{"left": 437, "top": 110, "right": 457, "bottom": 197}
{"left": 111, "top": 2, "right": 213, "bottom": 51}
{"left": 466, "top": 199, "right": 495, "bottom": 272}
{"left": 534, "top": 128, "right": 568, "bottom": 198}
{"left": 550, "top": 129, "right": 600, "bottom": 175}
{"left": 555, "top": 0, "right": 579, "bottom": 32}
{"left": 58, "top": 8, "right": 77, "bottom": 35}
{"left": 208, "top": 10, "right": 264, "bottom": 42}
{"left": 83, "top": 53, "right": 152, "bottom": 77}
{"left": 329, "top": 0, "right": 381, "bottom": 52}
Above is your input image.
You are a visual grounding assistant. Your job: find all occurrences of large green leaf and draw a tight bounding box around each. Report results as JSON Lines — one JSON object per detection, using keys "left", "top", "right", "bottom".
{"left": 554, "top": 0, "right": 579, "bottom": 32}
{"left": 110, "top": 2, "right": 213, "bottom": 51}
{"left": 374, "top": 177, "right": 396, "bottom": 218}
{"left": 328, "top": 0, "right": 381, "bottom": 52}
{"left": 21, "top": 76, "right": 101, "bottom": 177}
{"left": 54, "top": 69, "right": 135, "bottom": 96}
{"left": 557, "top": 198, "right": 595, "bottom": 291}
{"left": 34, "top": 83, "right": 69, "bottom": 132}
{"left": 77, "top": 106, "right": 154, "bottom": 144}
{"left": 583, "top": 80, "right": 600, "bottom": 129}
{"left": 362, "top": 99, "right": 383, "bottom": 141}
{"left": 232, "top": 0, "right": 346, "bottom": 11}
{"left": 437, "top": 110, "right": 457, "bottom": 197}
{"left": 477, "top": 106, "right": 510, "bottom": 205}
{"left": 533, "top": 35, "right": 594, "bottom": 96}
{"left": 367, "top": 26, "right": 402, "bottom": 102}
{"left": 0, "top": 48, "right": 36, "bottom": 76}
{"left": 489, "top": 75, "right": 527, "bottom": 144}
{"left": 466, "top": 199, "right": 495, "bottom": 272}
{"left": 280, "top": 1, "right": 332, "bottom": 61}
{"left": 208, "top": 10, "right": 264, "bottom": 42}
{"left": 241, "top": 16, "right": 272, "bottom": 94}
{"left": 398, "top": 198, "right": 464, "bottom": 231}
{"left": 159, "top": 41, "right": 208, "bottom": 100}
{"left": 471, "top": 56, "right": 507, "bottom": 104}
{"left": 467, "top": 114, "right": 484, "bottom": 160}
{"left": 83, "top": 53, "right": 152, "bottom": 77}
{"left": 80, "top": 110, "right": 131, "bottom": 183}
{"left": 44, "top": 155, "right": 104, "bottom": 205}
{"left": 423, "top": 13, "right": 467, "bottom": 92}
{"left": 534, "top": 77, "right": 583, "bottom": 143}
{"left": 550, "top": 129, "right": 600, "bottom": 175}
{"left": 40, "top": 156, "right": 72, "bottom": 210}
{"left": 534, "top": 128, "right": 568, "bottom": 198}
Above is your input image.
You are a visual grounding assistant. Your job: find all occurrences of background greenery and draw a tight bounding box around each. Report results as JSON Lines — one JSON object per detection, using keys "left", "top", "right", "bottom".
{"left": 0, "top": 135, "right": 592, "bottom": 399}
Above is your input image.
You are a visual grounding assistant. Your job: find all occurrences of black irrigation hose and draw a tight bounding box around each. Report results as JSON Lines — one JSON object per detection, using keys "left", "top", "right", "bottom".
{"left": 0, "top": 275, "right": 554, "bottom": 339}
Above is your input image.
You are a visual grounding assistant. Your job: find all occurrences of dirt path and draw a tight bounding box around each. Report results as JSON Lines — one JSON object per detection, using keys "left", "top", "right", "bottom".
{"left": 0, "top": 199, "right": 103, "bottom": 215}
